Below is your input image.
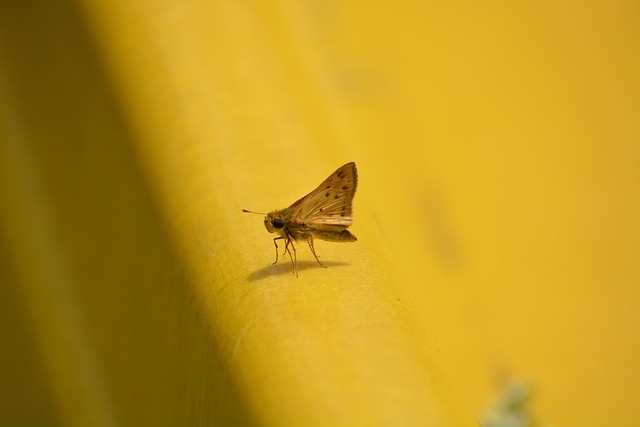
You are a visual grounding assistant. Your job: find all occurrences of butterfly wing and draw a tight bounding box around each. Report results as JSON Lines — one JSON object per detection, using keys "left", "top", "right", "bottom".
{"left": 289, "top": 162, "right": 358, "bottom": 228}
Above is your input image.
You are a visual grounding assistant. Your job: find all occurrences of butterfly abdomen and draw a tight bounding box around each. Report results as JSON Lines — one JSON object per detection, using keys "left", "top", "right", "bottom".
{"left": 314, "top": 229, "right": 357, "bottom": 242}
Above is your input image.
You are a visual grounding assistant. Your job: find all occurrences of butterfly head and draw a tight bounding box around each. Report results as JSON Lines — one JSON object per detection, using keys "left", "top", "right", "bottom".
{"left": 243, "top": 208, "right": 286, "bottom": 235}
{"left": 264, "top": 212, "right": 286, "bottom": 234}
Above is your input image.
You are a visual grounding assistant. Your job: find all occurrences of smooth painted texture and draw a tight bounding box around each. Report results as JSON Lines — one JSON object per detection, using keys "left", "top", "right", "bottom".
{"left": 1, "top": 0, "right": 639, "bottom": 426}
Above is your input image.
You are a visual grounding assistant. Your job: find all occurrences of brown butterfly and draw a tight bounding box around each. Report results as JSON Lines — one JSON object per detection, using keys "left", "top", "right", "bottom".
{"left": 243, "top": 162, "right": 358, "bottom": 277}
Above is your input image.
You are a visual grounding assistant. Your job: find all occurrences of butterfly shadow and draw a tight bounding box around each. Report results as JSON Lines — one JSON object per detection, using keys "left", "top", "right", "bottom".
{"left": 248, "top": 260, "right": 350, "bottom": 282}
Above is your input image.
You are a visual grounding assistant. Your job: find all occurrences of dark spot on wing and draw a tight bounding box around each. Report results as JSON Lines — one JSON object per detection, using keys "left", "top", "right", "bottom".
{"left": 334, "top": 194, "right": 339, "bottom": 199}
{"left": 319, "top": 208, "right": 323, "bottom": 212}
{"left": 341, "top": 206, "right": 345, "bottom": 210}
{"left": 325, "top": 192, "right": 330, "bottom": 197}
{"left": 340, "top": 212, "right": 346, "bottom": 217}
{"left": 341, "top": 185, "right": 348, "bottom": 190}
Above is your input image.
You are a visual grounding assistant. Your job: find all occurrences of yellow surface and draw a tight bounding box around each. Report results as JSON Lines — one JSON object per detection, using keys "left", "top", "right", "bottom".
{"left": 1, "top": 0, "right": 639, "bottom": 426}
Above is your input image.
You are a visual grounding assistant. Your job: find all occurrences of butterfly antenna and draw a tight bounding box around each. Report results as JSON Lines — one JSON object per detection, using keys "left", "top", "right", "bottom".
{"left": 242, "top": 209, "right": 268, "bottom": 215}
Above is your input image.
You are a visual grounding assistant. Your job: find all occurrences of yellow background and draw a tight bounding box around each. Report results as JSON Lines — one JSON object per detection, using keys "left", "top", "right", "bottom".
{"left": 1, "top": 0, "right": 638, "bottom": 426}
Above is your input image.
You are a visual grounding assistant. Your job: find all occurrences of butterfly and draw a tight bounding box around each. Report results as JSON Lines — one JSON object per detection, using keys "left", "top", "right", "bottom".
{"left": 243, "top": 162, "right": 358, "bottom": 277}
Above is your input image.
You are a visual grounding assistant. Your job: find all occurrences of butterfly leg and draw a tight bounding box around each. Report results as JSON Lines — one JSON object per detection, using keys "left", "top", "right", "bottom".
{"left": 283, "top": 238, "right": 298, "bottom": 277}
{"left": 273, "top": 237, "right": 298, "bottom": 277}
{"left": 272, "top": 236, "right": 285, "bottom": 264}
{"left": 307, "top": 236, "right": 327, "bottom": 268}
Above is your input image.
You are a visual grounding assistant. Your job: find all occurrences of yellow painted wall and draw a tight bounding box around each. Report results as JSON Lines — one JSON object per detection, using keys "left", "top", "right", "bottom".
{"left": 1, "top": 0, "right": 638, "bottom": 426}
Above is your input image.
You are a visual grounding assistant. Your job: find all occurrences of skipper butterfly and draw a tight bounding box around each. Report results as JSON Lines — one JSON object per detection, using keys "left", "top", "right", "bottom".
{"left": 243, "top": 162, "right": 358, "bottom": 277}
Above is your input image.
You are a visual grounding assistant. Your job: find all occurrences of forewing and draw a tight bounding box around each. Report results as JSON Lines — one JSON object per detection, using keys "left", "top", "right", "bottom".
{"left": 290, "top": 162, "right": 358, "bottom": 227}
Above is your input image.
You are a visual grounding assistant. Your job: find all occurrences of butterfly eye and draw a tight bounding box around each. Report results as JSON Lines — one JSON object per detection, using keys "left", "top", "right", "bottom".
{"left": 272, "top": 218, "right": 285, "bottom": 229}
